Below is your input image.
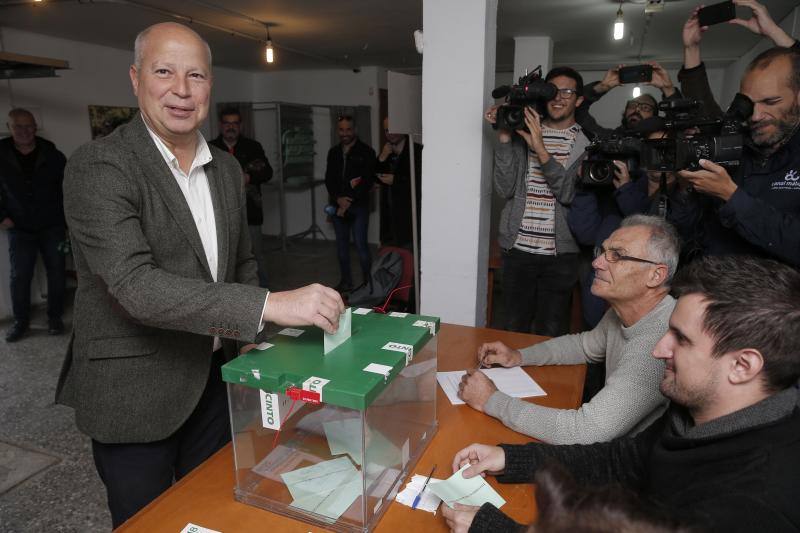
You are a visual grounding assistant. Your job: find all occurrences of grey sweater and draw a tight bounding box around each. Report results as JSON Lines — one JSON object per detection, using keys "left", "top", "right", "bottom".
{"left": 484, "top": 294, "right": 674, "bottom": 444}
{"left": 493, "top": 130, "right": 590, "bottom": 252}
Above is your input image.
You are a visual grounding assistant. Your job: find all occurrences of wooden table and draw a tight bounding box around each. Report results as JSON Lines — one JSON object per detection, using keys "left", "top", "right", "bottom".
{"left": 118, "top": 323, "right": 585, "bottom": 532}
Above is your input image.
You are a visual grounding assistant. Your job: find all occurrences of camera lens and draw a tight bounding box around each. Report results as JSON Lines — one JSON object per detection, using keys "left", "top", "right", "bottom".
{"left": 588, "top": 162, "right": 613, "bottom": 184}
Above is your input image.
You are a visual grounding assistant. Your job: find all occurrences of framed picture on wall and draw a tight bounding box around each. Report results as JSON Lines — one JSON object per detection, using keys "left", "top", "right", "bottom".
{"left": 88, "top": 105, "right": 138, "bottom": 139}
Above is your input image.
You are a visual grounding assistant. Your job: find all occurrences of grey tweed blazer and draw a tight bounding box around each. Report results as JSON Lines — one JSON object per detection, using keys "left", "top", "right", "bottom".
{"left": 56, "top": 114, "right": 267, "bottom": 444}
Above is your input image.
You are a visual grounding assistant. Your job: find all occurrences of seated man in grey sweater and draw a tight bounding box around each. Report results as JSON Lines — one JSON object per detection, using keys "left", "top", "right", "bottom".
{"left": 459, "top": 214, "right": 678, "bottom": 444}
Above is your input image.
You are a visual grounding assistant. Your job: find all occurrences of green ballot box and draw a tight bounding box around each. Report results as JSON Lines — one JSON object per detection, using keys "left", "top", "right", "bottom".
{"left": 221, "top": 309, "right": 439, "bottom": 532}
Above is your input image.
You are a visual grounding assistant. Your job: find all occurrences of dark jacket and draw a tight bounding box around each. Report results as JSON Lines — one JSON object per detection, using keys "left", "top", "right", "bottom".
{"left": 678, "top": 62, "right": 724, "bottom": 119}
{"left": 0, "top": 136, "right": 66, "bottom": 231}
{"left": 325, "top": 138, "right": 376, "bottom": 208}
{"left": 209, "top": 135, "right": 272, "bottom": 226}
{"left": 57, "top": 114, "right": 264, "bottom": 443}
{"left": 377, "top": 140, "right": 422, "bottom": 247}
{"left": 470, "top": 387, "right": 800, "bottom": 532}
{"left": 668, "top": 125, "right": 800, "bottom": 267}
{"left": 668, "top": 41, "right": 800, "bottom": 266}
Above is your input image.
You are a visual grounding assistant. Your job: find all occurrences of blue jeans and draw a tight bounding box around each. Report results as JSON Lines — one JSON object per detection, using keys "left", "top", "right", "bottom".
{"left": 332, "top": 205, "right": 371, "bottom": 286}
{"left": 8, "top": 225, "right": 66, "bottom": 323}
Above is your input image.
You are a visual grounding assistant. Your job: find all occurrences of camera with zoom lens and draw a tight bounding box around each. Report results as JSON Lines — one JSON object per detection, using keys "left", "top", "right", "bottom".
{"left": 580, "top": 136, "right": 642, "bottom": 188}
{"left": 491, "top": 66, "right": 557, "bottom": 132}
{"left": 578, "top": 93, "right": 753, "bottom": 188}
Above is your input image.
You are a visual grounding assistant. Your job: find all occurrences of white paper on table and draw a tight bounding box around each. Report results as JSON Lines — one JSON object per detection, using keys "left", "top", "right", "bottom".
{"left": 395, "top": 473, "right": 443, "bottom": 513}
{"left": 180, "top": 524, "right": 222, "bottom": 533}
{"left": 436, "top": 366, "right": 546, "bottom": 406}
{"left": 428, "top": 464, "right": 506, "bottom": 509}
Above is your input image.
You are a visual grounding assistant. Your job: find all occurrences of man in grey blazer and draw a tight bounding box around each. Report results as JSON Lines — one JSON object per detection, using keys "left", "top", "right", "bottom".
{"left": 56, "top": 22, "right": 344, "bottom": 527}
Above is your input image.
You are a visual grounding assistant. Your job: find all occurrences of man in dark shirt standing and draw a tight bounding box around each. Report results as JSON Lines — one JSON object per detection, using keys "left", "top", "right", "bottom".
{"left": 325, "top": 115, "right": 376, "bottom": 292}
{"left": 0, "top": 108, "right": 67, "bottom": 342}
{"left": 209, "top": 107, "right": 272, "bottom": 287}
{"left": 376, "top": 116, "right": 422, "bottom": 248}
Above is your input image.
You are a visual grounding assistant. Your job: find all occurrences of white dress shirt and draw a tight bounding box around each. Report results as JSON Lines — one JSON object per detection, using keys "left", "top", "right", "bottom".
{"left": 143, "top": 119, "right": 269, "bottom": 350}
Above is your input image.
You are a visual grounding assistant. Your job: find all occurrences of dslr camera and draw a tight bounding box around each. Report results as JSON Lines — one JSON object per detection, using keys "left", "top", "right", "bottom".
{"left": 491, "top": 66, "right": 557, "bottom": 132}
{"left": 579, "top": 93, "right": 753, "bottom": 188}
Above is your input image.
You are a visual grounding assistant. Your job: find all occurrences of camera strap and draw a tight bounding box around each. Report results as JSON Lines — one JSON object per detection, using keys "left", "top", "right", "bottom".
{"left": 657, "top": 172, "right": 669, "bottom": 218}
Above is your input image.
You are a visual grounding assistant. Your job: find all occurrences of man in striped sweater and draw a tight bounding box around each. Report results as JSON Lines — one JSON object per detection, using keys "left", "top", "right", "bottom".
{"left": 485, "top": 67, "right": 590, "bottom": 337}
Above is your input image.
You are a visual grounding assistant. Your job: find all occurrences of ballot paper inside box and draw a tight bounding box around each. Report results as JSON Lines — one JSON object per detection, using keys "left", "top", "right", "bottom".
{"left": 221, "top": 310, "right": 440, "bottom": 532}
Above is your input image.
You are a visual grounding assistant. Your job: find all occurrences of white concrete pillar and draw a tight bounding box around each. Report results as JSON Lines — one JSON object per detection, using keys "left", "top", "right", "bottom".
{"left": 513, "top": 36, "right": 553, "bottom": 81}
{"left": 420, "top": 0, "right": 497, "bottom": 326}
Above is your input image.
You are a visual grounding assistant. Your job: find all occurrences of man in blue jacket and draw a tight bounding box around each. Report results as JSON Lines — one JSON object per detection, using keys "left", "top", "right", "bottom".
{"left": 671, "top": 9, "right": 800, "bottom": 267}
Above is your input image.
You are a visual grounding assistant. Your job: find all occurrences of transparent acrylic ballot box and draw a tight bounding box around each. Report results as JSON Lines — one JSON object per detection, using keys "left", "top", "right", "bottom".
{"left": 221, "top": 310, "right": 439, "bottom": 532}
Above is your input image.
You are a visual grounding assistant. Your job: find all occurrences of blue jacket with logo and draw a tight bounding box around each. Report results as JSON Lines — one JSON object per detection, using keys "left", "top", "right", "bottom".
{"left": 668, "top": 125, "right": 800, "bottom": 267}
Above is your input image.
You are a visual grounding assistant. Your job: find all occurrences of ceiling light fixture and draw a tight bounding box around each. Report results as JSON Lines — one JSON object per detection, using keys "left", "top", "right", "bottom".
{"left": 264, "top": 25, "right": 274, "bottom": 64}
{"left": 632, "top": 85, "right": 641, "bottom": 98}
{"left": 613, "top": 2, "right": 625, "bottom": 41}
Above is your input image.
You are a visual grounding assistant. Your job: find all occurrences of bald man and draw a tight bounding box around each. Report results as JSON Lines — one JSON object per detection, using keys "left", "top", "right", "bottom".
{"left": 57, "top": 22, "right": 344, "bottom": 526}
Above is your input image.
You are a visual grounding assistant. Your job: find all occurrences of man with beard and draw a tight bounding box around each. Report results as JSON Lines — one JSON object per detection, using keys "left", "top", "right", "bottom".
{"left": 209, "top": 107, "right": 272, "bottom": 287}
{"left": 485, "top": 67, "right": 590, "bottom": 336}
{"left": 324, "top": 115, "right": 376, "bottom": 292}
{"left": 670, "top": 44, "right": 800, "bottom": 266}
{"left": 442, "top": 255, "right": 800, "bottom": 533}
{"left": 575, "top": 62, "right": 680, "bottom": 140}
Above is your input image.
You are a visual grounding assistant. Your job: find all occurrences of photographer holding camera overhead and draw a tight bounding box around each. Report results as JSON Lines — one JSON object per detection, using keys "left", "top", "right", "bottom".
{"left": 669, "top": 0, "right": 800, "bottom": 267}
{"left": 576, "top": 61, "right": 682, "bottom": 140}
{"left": 485, "top": 66, "right": 590, "bottom": 336}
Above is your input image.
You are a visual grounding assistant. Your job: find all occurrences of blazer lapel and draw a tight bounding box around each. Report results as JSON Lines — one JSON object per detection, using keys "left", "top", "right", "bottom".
{"left": 126, "top": 115, "right": 213, "bottom": 279}
{"left": 205, "top": 160, "right": 229, "bottom": 282}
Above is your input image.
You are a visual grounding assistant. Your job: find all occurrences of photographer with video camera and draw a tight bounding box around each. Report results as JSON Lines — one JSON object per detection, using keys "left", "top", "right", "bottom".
{"left": 669, "top": 0, "right": 800, "bottom": 267}
{"left": 485, "top": 67, "right": 590, "bottom": 336}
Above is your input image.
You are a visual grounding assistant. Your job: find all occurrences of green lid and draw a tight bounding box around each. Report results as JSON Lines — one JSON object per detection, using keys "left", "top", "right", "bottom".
{"left": 221, "top": 310, "right": 440, "bottom": 410}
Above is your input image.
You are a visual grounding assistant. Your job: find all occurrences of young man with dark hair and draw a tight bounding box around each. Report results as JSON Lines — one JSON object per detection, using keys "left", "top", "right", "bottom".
{"left": 484, "top": 66, "right": 590, "bottom": 336}
{"left": 443, "top": 254, "right": 800, "bottom": 532}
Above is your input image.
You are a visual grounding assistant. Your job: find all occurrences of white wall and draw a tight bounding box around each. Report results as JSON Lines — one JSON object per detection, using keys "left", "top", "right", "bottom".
{"left": 720, "top": 6, "right": 800, "bottom": 106}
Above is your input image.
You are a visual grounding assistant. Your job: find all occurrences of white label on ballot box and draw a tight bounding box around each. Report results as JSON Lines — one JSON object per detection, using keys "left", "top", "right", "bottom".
{"left": 180, "top": 523, "right": 222, "bottom": 533}
{"left": 383, "top": 342, "right": 413, "bottom": 365}
{"left": 259, "top": 390, "right": 304, "bottom": 430}
{"left": 412, "top": 320, "right": 436, "bottom": 335}
{"left": 302, "top": 376, "right": 331, "bottom": 401}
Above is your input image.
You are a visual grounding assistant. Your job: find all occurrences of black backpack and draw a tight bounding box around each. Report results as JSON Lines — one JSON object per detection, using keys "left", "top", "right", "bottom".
{"left": 347, "top": 251, "right": 403, "bottom": 308}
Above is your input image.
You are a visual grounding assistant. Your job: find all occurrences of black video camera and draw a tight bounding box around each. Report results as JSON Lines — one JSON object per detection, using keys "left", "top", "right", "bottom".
{"left": 579, "top": 94, "right": 753, "bottom": 188}
{"left": 581, "top": 136, "right": 642, "bottom": 187}
{"left": 491, "top": 66, "right": 558, "bottom": 132}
